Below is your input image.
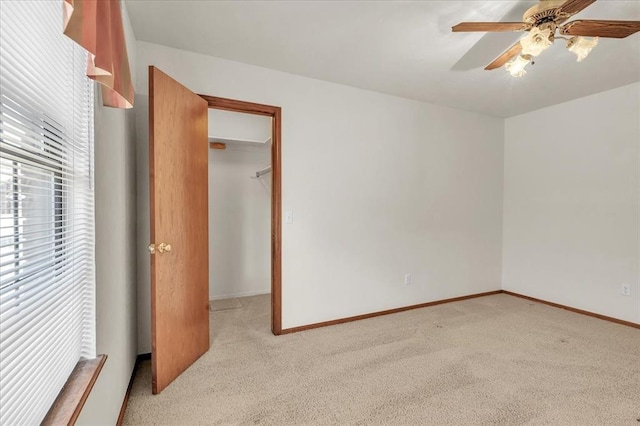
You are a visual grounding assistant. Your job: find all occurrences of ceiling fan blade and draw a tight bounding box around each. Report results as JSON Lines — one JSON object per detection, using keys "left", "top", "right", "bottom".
{"left": 485, "top": 41, "right": 522, "bottom": 70}
{"left": 452, "top": 22, "right": 529, "bottom": 32}
{"left": 556, "top": 0, "right": 596, "bottom": 17}
{"left": 561, "top": 20, "right": 640, "bottom": 38}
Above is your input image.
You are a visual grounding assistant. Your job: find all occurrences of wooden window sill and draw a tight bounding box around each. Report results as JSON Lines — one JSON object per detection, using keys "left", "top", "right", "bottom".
{"left": 42, "top": 354, "right": 107, "bottom": 426}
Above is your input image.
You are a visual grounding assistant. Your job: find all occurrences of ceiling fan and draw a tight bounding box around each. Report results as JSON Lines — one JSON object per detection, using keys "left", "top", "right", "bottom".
{"left": 452, "top": 0, "right": 640, "bottom": 77}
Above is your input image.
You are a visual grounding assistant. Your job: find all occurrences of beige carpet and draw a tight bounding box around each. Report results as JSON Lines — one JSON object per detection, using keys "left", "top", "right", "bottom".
{"left": 210, "top": 298, "right": 244, "bottom": 312}
{"left": 123, "top": 294, "right": 640, "bottom": 425}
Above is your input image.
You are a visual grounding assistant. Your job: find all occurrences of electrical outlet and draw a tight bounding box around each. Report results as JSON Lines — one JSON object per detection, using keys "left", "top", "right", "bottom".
{"left": 621, "top": 283, "right": 631, "bottom": 296}
{"left": 404, "top": 273, "right": 412, "bottom": 285}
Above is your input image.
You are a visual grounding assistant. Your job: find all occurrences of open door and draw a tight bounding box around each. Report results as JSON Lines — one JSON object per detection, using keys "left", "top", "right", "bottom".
{"left": 148, "top": 66, "right": 209, "bottom": 394}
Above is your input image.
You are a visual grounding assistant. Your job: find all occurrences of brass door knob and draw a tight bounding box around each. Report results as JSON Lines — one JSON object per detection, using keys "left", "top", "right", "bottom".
{"left": 158, "top": 243, "right": 172, "bottom": 254}
{"left": 149, "top": 243, "right": 171, "bottom": 254}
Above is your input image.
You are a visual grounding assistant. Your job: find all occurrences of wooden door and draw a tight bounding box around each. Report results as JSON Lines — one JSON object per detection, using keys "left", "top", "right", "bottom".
{"left": 149, "top": 66, "right": 209, "bottom": 394}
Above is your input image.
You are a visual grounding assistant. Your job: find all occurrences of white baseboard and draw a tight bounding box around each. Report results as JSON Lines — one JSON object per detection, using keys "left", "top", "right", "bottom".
{"left": 209, "top": 290, "right": 270, "bottom": 301}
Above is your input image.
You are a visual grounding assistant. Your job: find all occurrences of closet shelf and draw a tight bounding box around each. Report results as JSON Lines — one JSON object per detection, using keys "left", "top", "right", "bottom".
{"left": 208, "top": 136, "right": 271, "bottom": 146}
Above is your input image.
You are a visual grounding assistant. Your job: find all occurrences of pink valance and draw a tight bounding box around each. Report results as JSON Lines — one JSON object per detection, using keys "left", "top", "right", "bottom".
{"left": 63, "top": 0, "right": 134, "bottom": 108}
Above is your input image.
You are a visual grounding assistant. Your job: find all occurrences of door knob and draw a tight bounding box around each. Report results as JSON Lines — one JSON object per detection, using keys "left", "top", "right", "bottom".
{"left": 158, "top": 243, "right": 172, "bottom": 254}
{"left": 148, "top": 243, "right": 172, "bottom": 254}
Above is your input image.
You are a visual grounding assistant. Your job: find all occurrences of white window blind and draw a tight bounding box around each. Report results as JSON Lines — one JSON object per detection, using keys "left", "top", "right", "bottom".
{"left": 0, "top": 1, "right": 96, "bottom": 425}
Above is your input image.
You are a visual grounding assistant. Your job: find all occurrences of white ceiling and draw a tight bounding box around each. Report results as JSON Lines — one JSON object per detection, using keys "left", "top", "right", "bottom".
{"left": 125, "top": 0, "right": 640, "bottom": 117}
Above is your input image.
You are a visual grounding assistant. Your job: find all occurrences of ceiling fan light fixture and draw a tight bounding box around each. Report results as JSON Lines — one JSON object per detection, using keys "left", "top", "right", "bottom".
{"left": 566, "top": 36, "right": 599, "bottom": 62}
{"left": 451, "top": 0, "right": 640, "bottom": 74}
{"left": 505, "top": 54, "right": 531, "bottom": 78}
{"left": 520, "top": 27, "right": 553, "bottom": 56}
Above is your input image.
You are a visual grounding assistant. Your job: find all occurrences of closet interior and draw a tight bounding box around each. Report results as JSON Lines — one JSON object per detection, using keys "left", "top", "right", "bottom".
{"left": 208, "top": 109, "right": 272, "bottom": 303}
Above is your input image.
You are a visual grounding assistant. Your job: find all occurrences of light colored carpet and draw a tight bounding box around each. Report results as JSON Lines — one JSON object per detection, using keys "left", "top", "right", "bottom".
{"left": 210, "top": 298, "right": 244, "bottom": 312}
{"left": 123, "top": 294, "right": 640, "bottom": 425}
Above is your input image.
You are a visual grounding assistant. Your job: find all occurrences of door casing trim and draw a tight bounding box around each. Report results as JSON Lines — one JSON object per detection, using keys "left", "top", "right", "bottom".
{"left": 200, "top": 95, "right": 283, "bottom": 335}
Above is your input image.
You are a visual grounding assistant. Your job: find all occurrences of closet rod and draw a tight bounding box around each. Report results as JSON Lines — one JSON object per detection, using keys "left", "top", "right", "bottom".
{"left": 255, "top": 165, "right": 272, "bottom": 178}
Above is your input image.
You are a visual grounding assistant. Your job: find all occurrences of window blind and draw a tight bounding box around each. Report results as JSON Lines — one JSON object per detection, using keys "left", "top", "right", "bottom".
{"left": 0, "top": 1, "right": 96, "bottom": 425}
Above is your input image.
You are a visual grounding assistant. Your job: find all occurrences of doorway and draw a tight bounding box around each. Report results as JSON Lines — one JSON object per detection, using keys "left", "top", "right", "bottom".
{"left": 149, "top": 67, "right": 283, "bottom": 394}
{"left": 200, "top": 95, "right": 282, "bottom": 335}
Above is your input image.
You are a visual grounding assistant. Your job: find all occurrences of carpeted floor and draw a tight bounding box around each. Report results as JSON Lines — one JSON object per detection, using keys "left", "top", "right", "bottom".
{"left": 123, "top": 293, "right": 640, "bottom": 425}
{"left": 209, "top": 298, "right": 244, "bottom": 312}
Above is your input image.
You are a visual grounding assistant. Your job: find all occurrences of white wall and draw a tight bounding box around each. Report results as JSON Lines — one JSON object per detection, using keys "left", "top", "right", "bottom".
{"left": 209, "top": 143, "right": 271, "bottom": 299}
{"left": 134, "top": 41, "right": 504, "bottom": 351}
{"left": 76, "top": 2, "right": 138, "bottom": 424}
{"left": 503, "top": 82, "right": 640, "bottom": 325}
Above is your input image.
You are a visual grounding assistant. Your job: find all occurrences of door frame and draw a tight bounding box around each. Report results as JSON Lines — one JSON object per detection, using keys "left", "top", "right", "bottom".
{"left": 200, "top": 95, "right": 282, "bottom": 335}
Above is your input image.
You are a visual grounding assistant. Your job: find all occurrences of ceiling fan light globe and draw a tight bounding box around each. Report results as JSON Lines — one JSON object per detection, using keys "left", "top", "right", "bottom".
{"left": 520, "top": 27, "right": 553, "bottom": 57}
{"left": 567, "top": 36, "right": 599, "bottom": 62}
{"left": 505, "top": 55, "right": 531, "bottom": 77}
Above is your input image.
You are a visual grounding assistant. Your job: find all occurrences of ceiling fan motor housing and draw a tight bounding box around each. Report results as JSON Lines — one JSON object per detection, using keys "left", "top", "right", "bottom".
{"left": 523, "top": 0, "right": 567, "bottom": 26}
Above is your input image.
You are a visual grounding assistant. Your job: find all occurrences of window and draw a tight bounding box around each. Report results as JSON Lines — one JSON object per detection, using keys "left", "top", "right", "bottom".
{"left": 1, "top": 116, "right": 64, "bottom": 289}
{"left": 0, "top": 1, "right": 96, "bottom": 424}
